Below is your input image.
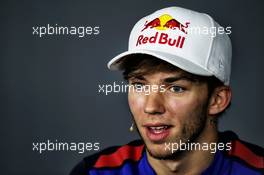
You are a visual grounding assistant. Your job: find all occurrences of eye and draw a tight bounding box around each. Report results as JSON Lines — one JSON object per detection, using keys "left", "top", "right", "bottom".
{"left": 169, "top": 85, "right": 185, "bottom": 93}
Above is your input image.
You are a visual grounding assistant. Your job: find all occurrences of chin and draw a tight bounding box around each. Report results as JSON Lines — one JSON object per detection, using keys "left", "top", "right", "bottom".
{"left": 145, "top": 140, "right": 189, "bottom": 160}
{"left": 141, "top": 129, "right": 190, "bottom": 159}
{"left": 146, "top": 142, "right": 184, "bottom": 160}
{"left": 143, "top": 137, "right": 173, "bottom": 158}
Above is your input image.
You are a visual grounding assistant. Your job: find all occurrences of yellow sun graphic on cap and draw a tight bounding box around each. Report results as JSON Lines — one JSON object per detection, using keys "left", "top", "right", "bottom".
{"left": 155, "top": 14, "right": 173, "bottom": 30}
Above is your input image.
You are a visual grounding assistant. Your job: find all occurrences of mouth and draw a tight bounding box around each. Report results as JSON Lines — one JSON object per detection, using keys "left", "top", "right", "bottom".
{"left": 143, "top": 123, "right": 173, "bottom": 142}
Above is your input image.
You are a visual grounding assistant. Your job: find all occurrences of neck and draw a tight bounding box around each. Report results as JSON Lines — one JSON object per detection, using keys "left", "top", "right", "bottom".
{"left": 147, "top": 119, "right": 218, "bottom": 175}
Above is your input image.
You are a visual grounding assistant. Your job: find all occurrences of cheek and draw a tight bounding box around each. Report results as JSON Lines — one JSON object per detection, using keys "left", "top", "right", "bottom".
{"left": 128, "top": 93, "right": 145, "bottom": 118}
{"left": 165, "top": 93, "right": 206, "bottom": 120}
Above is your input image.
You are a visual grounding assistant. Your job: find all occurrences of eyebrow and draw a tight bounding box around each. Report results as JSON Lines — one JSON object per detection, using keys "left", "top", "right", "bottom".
{"left": 129, "top": 74, "right": 197, "bottom": 83}
{"left": 129, "top": 76, "right": 146, "bottom": 81}
{"left": 163, "top": 75, "right": 197, "bottom": 83}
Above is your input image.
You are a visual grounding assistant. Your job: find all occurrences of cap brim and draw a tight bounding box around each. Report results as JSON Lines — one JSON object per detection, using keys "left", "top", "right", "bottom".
{"left": 107, "top": 50, "right": 213, "bottom": 77}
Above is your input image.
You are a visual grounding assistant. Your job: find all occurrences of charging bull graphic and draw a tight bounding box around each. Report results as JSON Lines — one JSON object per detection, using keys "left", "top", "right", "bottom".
{"left": 163, "top": 19, "right": 190, "bottom": 34}
{"left": 141, "top": 18, "right": 161, "bottom": 32}
{"left": 141, "top": 14, "right": 190, "bottom": 34}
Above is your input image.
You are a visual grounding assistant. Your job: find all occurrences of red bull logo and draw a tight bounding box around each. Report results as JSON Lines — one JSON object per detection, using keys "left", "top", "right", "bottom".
{"left": 137, "top": 14, "right": 190, "bottom": 49}
{"left": 136, "top": 32, "right": 185, "bottom": 48}
{"left": 141, "top": 14, "right": 190, "bottom": 34}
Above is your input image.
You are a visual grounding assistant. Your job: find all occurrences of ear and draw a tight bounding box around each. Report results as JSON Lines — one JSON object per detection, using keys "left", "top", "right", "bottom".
{"left": 208, "top": 86, "right": 232, "bottom": 115}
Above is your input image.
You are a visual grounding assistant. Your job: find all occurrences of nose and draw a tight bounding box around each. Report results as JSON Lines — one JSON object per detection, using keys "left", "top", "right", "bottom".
{"left": 144, "top": 92, "right": 165, "bottom": 115}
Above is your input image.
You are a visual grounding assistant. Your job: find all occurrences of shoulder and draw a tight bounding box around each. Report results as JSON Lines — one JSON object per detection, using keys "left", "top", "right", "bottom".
{"left": 70, "top": 140, "right": 145, "bottom": 175}
{"left": 220, "top": 131, "right": 264, "bottom": 173}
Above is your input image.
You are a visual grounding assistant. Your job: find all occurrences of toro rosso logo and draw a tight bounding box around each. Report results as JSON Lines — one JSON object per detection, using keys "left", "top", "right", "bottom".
{"left": 137, "top": 14, "right": 190, "bottom": 48}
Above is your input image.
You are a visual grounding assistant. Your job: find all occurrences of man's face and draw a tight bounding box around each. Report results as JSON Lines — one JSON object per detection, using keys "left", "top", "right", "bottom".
{"left": 128, "top": 69, "right": 210, "bottom": 159}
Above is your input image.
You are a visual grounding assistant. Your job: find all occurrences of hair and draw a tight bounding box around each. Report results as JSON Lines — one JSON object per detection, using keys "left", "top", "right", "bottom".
{"left": 121, "top": 54, "right": 231, "bottom": 117}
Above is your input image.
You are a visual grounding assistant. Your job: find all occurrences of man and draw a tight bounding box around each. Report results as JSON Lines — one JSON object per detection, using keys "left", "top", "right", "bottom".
{"left": 71, "top": 7, "right": 264, "bottom": 175}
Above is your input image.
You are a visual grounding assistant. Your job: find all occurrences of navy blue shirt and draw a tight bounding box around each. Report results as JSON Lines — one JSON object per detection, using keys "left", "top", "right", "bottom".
{"left": 70, "top": 131, "right": 264, "bottom": 175}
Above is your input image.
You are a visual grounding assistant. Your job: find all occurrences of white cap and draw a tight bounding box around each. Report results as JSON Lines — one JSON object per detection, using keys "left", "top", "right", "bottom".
{"left": 107, "top": 7, "right": 232, "bottom": 85}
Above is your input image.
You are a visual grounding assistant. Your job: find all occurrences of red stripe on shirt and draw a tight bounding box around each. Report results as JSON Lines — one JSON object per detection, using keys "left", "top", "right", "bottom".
{"left": 94, "top": 144, "right": 144, "bottom": 168}
{"left": 229, "top": 140, "right": 264, "bottom": 169}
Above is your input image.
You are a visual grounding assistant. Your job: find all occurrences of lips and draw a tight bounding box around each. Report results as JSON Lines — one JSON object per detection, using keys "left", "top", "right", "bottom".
{"left": 143, "top": 123, "right": 172, "bottom": 142}
{"left": 148, "top": 126, "right": 169, "bottom": 134}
